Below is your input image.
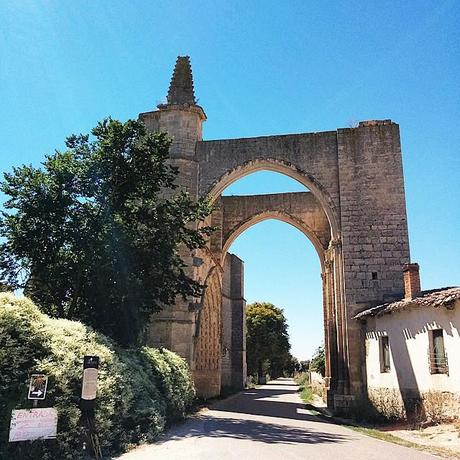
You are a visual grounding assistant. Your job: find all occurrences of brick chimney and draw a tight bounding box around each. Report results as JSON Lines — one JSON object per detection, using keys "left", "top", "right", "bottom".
{"left": 403, "top": 263, "right": 421, "bottom": 299}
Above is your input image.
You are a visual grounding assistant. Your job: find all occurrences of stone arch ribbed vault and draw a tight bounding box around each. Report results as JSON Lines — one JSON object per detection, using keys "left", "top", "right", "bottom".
{"left": 221, "top": 211, "right": 326, "bottom": 271}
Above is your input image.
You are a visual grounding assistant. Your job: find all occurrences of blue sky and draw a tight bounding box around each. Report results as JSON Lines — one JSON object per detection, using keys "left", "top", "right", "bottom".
{"left": 1, "top": 1, "right": 459, "bottom": 359}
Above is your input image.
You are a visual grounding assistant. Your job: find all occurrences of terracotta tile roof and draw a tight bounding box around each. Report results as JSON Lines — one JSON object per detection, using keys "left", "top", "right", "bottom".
{"left": 354, "top": 287, "right": 460, "bottom": 319}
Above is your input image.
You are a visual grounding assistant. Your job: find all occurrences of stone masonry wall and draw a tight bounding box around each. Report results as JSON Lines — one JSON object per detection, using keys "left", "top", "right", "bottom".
{"left": 195, "top": 133, "right": 341, "bottom": 224}
{"left": 230, "top": 254, "right": 247, "bottom": 389}
{"left": 221, "top": 255, "right": 233, "bottom": 388}
{"left": 195, "top": 120, "right": 410, "bottom": 402}
{"left": 336, "top": 121, "right": 410, "bottom": 393}
{"left": 140, "top": 104, "right": 205, "bottom": 365}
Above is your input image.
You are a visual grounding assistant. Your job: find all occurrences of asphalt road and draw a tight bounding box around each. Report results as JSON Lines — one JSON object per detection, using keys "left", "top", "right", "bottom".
{"left": 116, "top": 378, "right": 438, "bottom": 460}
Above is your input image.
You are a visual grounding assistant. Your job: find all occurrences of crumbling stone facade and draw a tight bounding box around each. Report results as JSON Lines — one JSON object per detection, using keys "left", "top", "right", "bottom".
{"left": 140, "top": 56, "right": 410, "bottom": 411}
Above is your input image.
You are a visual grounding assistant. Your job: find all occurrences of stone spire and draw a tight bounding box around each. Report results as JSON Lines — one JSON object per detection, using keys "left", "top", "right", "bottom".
{"left": 166, "top": 56, "right": 196, "bottom": 105}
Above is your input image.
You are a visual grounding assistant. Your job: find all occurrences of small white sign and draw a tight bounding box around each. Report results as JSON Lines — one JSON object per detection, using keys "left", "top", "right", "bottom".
{"left": 9, "top": 408, "right": 58, "bottom": 442}
{"left": 81, "top": 367, "right": 98, "bottom": 400}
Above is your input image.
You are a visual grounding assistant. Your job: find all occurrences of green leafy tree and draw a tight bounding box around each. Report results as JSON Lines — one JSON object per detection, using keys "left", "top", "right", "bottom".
{"left": 298, "top": 360, "right": 310, "bottom": 373}
{"left": 282, "top": 354, "right": 299, "bottom": 377}
{"left": 310, "top": 345, "right": 326, "bottom": 377}
{"left": 246, "top": 302, "right": 291, "bottom": 382}
{"left": 0, "top": 118, "right": 212, "bottom": 346}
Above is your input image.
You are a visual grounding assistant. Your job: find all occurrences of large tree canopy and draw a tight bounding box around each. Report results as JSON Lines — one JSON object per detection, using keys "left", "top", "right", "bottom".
{"left": 246, "top": 302, "right": 291, "bottom": 381}
{"left": 0, "top": 118, "right": 212, "bottom": 345}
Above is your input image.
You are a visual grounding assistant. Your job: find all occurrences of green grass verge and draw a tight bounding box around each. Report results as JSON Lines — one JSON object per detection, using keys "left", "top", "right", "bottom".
{"left": 299, "top": 386, "right": 314, "bottom": 404}
{"left": 294, "top": 372, "right": 314, "bottom": 405}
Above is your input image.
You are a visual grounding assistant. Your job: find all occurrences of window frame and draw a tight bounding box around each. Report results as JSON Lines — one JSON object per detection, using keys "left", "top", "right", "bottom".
{"left": 379, "top": 335, "right": 391, "bottom": 373}
{"left": 428, "top": 328, "right": 449, "bottom": 375}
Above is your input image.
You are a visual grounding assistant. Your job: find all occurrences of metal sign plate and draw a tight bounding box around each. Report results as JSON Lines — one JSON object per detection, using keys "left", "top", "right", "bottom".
{"left": 28, "top": 374, "right": 48, "bottom": 400}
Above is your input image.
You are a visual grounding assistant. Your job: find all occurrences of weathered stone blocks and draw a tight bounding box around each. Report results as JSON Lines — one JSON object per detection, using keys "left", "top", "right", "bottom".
{"left": 140, "top": 58, "right": 410, "bottom": 411}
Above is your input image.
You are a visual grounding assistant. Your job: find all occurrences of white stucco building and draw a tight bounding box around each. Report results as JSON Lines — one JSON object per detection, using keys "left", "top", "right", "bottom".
{"left": 356, "top": 263, "right": 460, "bottom": 415}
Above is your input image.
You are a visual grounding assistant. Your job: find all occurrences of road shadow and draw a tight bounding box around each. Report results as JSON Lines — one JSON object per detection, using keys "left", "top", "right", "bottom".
{"left": 163, "top": 415, "right": 350, "bottom": 445}
{"left": 210, "top": 379, "right": 332, "bottom": 424}
{"left": 135, "top": 379, "right": 354, "bottom": 451}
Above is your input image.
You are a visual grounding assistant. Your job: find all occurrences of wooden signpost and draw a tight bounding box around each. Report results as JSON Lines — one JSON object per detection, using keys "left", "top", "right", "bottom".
{"left": 81, "top": 355, "right": 102, "bottom": 459}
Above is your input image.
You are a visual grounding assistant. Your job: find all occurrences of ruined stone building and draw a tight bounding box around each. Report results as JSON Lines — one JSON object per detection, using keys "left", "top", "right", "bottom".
{"left": 139, "top": 56, "right": 412, "bottom": 411}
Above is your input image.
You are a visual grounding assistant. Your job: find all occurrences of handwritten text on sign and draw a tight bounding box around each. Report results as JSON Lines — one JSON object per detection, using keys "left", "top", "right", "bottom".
{"left": 9, "top": 408, "right": 58, "bottom": 442}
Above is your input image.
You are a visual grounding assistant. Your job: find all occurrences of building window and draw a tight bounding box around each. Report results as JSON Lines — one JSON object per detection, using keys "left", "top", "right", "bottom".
{"left": 380, "top": 336, "right": 391, "bottom": 373}
{"left": 428, "top": 329, "right": 448, "bottom": 374}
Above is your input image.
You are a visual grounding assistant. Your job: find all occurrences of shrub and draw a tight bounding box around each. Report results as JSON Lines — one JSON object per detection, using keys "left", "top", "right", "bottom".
{"left": 364, "top": 389, "right": 459, "bottom": 425}
{"left": 368, "top": 388, "right": 406, "bottom": 422}
{"left": 294, "top": 372, "right": 327, "bottom": 404}
{"left": 422, "top": 390, "right": 456, "bottom": 424}
{"left": 310, "top": 346, "right": 325, "bottom": 377}
{"left": 294, "top": 372, "right": 310, "bottom": 403}
{"left": 245, "top": 375, "right": 258, "bottom": 389}
{"left": 293, "top": 372, "right": 310, "bottom": 388}
{"left": 140, "top": 347, "right": 195, "bottom": 423}
{"left": 0, "top": 293, "right": 195, "bottom": 459}
{"left": 310, "top": 380, "right": 327, "bottom": 402}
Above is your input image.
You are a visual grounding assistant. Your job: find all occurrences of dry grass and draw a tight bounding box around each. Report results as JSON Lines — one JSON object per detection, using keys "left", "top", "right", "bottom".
{"left": 310, "top": 380, "right": 327, "bottom": 401}
{"left": 368, "top": 388, "right": 406, "bottom": 421}
{"left": 423, "top": 390, "right": 457, "bottom": 424}
{"left": 347, "top": 425, "right": 460, "bottom": 459}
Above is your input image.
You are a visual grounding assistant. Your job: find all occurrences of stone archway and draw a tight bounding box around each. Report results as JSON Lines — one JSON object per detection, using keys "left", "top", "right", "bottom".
{"left": 140, "top": 56, "right": 411, "bottom": 412}
{"left": 204, "top": 175, "right": 346, "bottom": 406}
{"left": 219, "top": 193, "right": 330, "bottom": 262}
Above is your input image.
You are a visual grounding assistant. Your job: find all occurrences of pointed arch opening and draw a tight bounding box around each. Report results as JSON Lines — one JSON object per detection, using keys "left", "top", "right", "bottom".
{"left": 225, "top": 215, "right": 324, "bottom": 379}
{"left": 195, "top": 166, "right": 343, "bottom": 402}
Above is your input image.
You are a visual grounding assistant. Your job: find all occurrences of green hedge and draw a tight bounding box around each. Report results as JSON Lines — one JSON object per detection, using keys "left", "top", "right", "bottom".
{"left": 0, "top": 293, "right": 195, "bottom": 459}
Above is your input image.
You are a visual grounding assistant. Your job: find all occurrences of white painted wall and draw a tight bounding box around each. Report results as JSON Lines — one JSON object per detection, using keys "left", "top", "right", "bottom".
{"left": 365, "top": 300, "right": 460, "bottom": 394}
{"left": 310, "top": 371, "right": 324, "bottom": 384}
